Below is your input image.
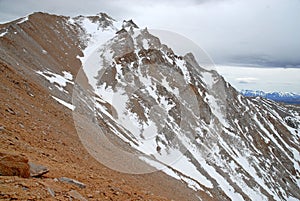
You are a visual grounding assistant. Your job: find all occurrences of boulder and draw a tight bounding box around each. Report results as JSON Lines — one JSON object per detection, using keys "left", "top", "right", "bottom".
{"left": 0, "top": 153, "right": 30, "bottom": 178}
{"left": 58, "top": 177, "right": 86, "bottom": 188}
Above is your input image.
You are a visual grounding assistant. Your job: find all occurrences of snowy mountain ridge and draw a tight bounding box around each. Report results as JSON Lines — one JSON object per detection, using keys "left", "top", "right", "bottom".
{"left": 241, "top": 90, "right": 300, "bottom": 104}
{"left": 70, "top": 14, "right": 300, "bottom": 200}
{"left": 1, "top": 12, "right": 300, "bottom": 201}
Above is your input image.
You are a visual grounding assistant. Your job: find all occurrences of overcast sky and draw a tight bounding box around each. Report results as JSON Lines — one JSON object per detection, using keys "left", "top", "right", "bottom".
{"left": 0, "top": 0, "right": 300, "bottom": 67}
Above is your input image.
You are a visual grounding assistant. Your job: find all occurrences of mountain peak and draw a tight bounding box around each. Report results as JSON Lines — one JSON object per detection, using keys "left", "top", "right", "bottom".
{"left": 121, "top": 19, "right": 139, "bottom": 34}
{"left": 1, "top": 11, "right": 300, "bottom": 201}
{"left": 122, "top": 19, "right": 139, "bottom": 29}
{"left": 71, "top": 13, "right": 117, "bottom": 32}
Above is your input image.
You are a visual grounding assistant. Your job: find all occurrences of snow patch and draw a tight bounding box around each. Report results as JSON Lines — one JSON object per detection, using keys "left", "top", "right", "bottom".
{"left": 171, "top": 154, "right": 213, "bottom": 189}
{"left": 36, "top": 70, "right": 74, "bottom": 92}
{"left": 176, "top": 58, "right": 191, "bottom": 83}
{"left": 202, "top": 72, "right": 215, "bottom": 89}
{"left": 142, "top": 38, "right": 149, "bottom": 49}
{"left": 205, "top": 94, "right": 228, "bottom": 127}
{"left": 52, "top": 96, "right": 75, "bottom": 110}
{"left": 62, "top": 71, "right": 73, "bottom": 80}
{"left": 0, "top": 30, "right": 8, "bottom": 37}
{"left": 75, "top": 16, "right": 116, "bottom": 89}
{"left": 17, "top": 16, "right": 28, "bottom": 24}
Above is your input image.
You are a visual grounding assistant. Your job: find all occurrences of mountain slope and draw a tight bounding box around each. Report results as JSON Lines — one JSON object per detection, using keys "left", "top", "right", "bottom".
{"left": 0, "top": 12, "right": 201, "bottom": 201}
{"left": 1, "top": 12, "right": 300, "bottom": 201}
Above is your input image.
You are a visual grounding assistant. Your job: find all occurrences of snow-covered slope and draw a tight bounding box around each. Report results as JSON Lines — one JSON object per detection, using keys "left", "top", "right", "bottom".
{"left": 67, "top": 15, "right": 300, "bottom": 201}
{"left": 1, "top": 12, "right": 300, "bottom": 201}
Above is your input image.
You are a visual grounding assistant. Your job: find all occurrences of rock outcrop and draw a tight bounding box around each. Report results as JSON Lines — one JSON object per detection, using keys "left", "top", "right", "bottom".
{"left": 0, "top": 153, "right": 30, "bottom": 178}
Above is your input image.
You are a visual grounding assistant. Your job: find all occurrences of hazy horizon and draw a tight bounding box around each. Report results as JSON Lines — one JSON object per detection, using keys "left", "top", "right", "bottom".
{"left": 216, "top": 65, "right": 300, "bottom": 94}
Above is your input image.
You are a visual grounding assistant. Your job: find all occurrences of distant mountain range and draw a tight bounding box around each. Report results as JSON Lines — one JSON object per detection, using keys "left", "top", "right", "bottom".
{"left": 241, "top": 90, "right": 300, "bottom": 104}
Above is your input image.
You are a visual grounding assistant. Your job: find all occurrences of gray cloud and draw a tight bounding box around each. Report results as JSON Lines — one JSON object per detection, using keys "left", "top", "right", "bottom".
{"left": 0, "top": 0, "right": 300, "bottom": 67}
{"left": 236, "top": 77, "right": 258, "bottom": 84}
{"left": 0, "top": 0, "right": 126, "bottom": 21}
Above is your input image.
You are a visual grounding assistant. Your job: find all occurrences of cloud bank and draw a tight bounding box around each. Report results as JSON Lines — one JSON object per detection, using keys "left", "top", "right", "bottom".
{"left": 236, "top": 77, "right": 258, "bottom": 84}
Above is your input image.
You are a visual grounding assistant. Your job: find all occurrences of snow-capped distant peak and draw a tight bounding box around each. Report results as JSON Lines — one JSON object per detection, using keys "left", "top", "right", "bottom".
{"left": 241, "top": 89, "right": 299, "bottom": 97}
{"left": 241, "top": 89, "right": 300, "bottom": 104}
{"left": 241, "top": 90, "right": 266, "bottom": 96}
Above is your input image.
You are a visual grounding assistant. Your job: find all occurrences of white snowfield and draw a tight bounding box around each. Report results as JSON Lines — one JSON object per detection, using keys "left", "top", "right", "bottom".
{"left": 66, "top": 14, "right": 300, "bottom": 201}
{"left": 36, "top": 70, "right": 75, "bottom": 111}
{"left": 36, "top": 70, "right": 74, "bottom": 92}
{"left": 52, "top": 96, "right": 75, "bottom": 111}
{"left": 0, "top": 30, "right": 8, "bottom": 37}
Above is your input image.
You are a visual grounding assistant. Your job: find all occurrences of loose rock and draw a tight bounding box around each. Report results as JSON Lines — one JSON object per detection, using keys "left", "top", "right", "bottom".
{"left": 68, "top": 190, "right": 87, "bottom": 201}
{"left": 29, "top": 162, "right": 49, "bottom": 177}
{"left": 47, "top": 187, "right": 55, "bottom": 197}
{"left": 58, "top": 177, "right": 86, "bottom": 188}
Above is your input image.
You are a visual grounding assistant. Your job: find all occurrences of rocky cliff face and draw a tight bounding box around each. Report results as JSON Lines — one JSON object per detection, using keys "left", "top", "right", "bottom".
{"left": 1, "top": 12, "right": 299, "bottom": 201}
